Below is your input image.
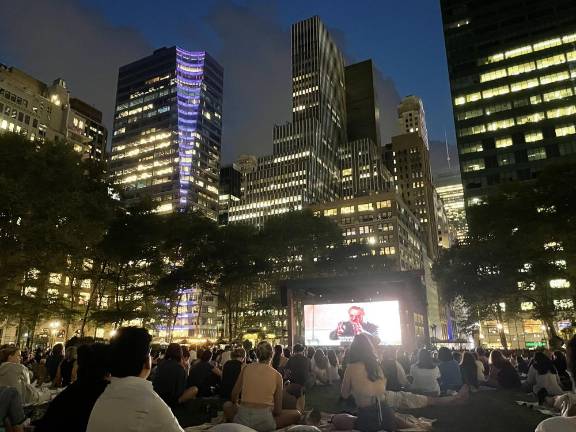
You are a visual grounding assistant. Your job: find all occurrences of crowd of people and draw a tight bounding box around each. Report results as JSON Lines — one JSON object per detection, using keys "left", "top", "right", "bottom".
{"left": 0, "top": 329, "right": 575, "bottom": 431}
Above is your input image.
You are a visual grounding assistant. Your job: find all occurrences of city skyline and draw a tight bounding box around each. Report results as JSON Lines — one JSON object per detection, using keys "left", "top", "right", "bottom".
{"left": 0, "top": 0, "right": 457, "bottom": 165}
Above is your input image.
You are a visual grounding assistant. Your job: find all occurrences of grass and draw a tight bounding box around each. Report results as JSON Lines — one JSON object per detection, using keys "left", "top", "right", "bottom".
{"left": 305, "top": 384, "right": 548, "bottom": 432}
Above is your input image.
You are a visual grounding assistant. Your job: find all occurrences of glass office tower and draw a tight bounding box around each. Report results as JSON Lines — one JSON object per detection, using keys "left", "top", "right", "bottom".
{"left": 110, "top": 47, "right": 223, "bottom": 220}
{"left": 441, "top": 0, "right": 576, "bottom": 209}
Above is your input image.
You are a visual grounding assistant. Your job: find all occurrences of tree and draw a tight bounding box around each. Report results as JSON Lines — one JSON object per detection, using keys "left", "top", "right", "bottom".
{"left": 434, "top": 162, "right": 576, "bottom": 347}
{"left": 0, "top": 134, "right": 115, "bottom": 344}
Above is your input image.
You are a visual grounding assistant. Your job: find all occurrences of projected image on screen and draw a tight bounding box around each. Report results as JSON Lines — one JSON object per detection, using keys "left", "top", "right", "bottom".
{"left": 304, "top": 301, "right": 401, "bottom": 346}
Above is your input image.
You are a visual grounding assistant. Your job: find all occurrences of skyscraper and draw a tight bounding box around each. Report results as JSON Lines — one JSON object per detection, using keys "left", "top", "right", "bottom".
{"left": 384, "top": 96, "right": 439, "bottom": 258}
{"left": 218, "top": 164, "right": 242, "bottom": 225}
{"left": 440, "top": 0, "right": 576, "bottom": 209}
{"left": 434, "top": 168, "right": 468, "bottom": 242}
{"left": 229, "top": 16, "right": 346, "bottom": 225}
{"left": 110, "top": 47, "right": 223, "bottom": 220}
{"left": 0, "top": 64, "right": 107, "bottom": 161}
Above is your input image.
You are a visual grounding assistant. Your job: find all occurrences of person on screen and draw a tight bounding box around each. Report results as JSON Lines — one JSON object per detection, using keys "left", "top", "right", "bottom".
{"left": 330, "top": 306, "right": 378, "bottom": 340}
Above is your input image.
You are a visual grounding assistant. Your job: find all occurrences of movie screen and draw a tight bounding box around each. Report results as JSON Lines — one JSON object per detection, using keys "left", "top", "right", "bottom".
{"left": 304, "top": 301, "right": 402, "bottom": 346}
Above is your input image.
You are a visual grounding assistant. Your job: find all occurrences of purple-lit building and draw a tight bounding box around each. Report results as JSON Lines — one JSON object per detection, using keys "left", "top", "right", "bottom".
{"left": 109, "top": 47, "right": 223, "bottom": 341}
{"left": 110, "top": 46, "right": 223, "bottom": 221}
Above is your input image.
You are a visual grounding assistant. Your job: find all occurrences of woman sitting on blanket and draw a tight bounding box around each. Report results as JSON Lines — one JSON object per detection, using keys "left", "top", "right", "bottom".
{"left": 223, "top": 341, "right": 301, "bottom": 432}
{"left": 535, "top": 335, "right": 576, "bottom": 432}
{"left": 333, "top": 334, "right": 469, "bottom": 432}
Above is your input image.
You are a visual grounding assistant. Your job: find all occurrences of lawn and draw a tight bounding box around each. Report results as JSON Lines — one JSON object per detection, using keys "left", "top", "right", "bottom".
{"left": 305, "top": 384, "right": 548, "bottom": 432}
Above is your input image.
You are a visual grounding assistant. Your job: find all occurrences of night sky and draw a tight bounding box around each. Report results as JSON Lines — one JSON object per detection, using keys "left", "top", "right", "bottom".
{"left": 0, "top": 0, "right": 458, "bottom": 171}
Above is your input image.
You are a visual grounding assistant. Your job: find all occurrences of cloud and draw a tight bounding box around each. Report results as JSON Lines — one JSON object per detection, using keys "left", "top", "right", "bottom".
{"left": 202, "top": 0, "right": 292, "bottom": 164}
{"left": 0, "top": 0, "right": 151, "bottom": 129}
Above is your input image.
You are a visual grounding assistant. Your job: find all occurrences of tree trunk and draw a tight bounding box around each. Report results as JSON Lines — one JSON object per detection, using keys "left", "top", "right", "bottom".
{"left": 495, "top": 304, "right": 508, "bottom": 350}
{"left": 80, "top": 261, "right": 106, "bottom": 337}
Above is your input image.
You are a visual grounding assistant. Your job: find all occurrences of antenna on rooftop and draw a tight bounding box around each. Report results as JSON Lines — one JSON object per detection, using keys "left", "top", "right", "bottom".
{"left": 444, "top": 128, "right": 451, "bottom": 170}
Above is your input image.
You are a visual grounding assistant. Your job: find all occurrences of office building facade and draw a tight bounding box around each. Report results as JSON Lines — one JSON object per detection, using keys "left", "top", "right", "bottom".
{"left": 229, "top": 16, "right": 345, "bottom": 226}
{"left": 441, "top": 0, "right": 576, "bottom": 208}
{"left": 434, "top": 168, "right": 468, "bottom": 242}
{"left": 0, "top": 64, "right": 107, "bottom": 160}
{"left": 110, "top": 47, "right": 223, "bottom": 219}
{"left": 219, "top": 164, "right": 242, "bottom": 225}
{"left": 384, "top": 97, "right": 439, "bottom": 258}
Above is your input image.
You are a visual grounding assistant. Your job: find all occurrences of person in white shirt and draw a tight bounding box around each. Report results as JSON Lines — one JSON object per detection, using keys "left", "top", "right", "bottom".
{"left": 87, "top": 327, "right": 184, "bottom": 432}
{"left": 526, "top": 352, "right": 564, "bottom": 397}
{"left": 409, "top": 349, "right": 441, "bottom": 396}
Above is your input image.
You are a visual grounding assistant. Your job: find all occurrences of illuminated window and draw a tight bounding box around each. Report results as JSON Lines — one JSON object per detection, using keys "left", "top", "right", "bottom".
{"left": 487, "top": 118, "right": 514, "bottom": 131}
{"left": 358, "top": 203, "right": 373, "bottom": 212}
{"left": 533, "top": 38, "right": 562, "bottom": 52}
{"left": 525, "top": 131, "right": 543, "bottom": 142}
{"left": 466, "top": 92, "right": 482, "bottom": 103}
{"left": 507, "top": 62, "right": 536, "bottom": 76}
{"left": 485, "top": 102, "right": 512, "bottom": 115}
{"left": 516, "top": 112, "right": 545, "bottom": 124}
{"left": 543, "top": 88, "right": 573, "bottom": 102}
{"left": 324, "top": 208, "right": 337, "bottom": 216}
{"left": 459, "top": 125, "right": 486, "bottom": 137}
{"left": 482, "top": 85, "right": 509, "bottom": 99}
{"left": 555, "top": 299, "right": 574, "bottom": 310}
{"left": 563, "top": 33, "right": 576, "bottom": 43}
{"left": 537, "top": 53, "right": 566, "bottom": 69}
{"left": 460, "top": 142, "right": 483, "bottom": 154}
{"left": 530, "top": 95, "right": 542, "bottom": 105}
{"left": 510, "top": 78, "right": 539, "bottom": 92}
{"left": 540, "top": 71, "right": 570, "bottom": 85}
{"left": 555, "top": 125, "right": 576, "bottom": 137}
{"left": 521, "top": 302, "right": 534, "bottom": 311}
{"left": 527, "top": 147, "right": 546, "bottom": 161}
{"left": 506, "top": 45, "right": 532, "bottom": 58}
{"left": 341, "top": 206, "right": 355, "bottom": 214}
{"left": 567, "top": 51, "right": 576, "bottom": 62}
{"left": 495, "top": 137, "right": 513, "bottom": 148}
{"left": 462, "top": 159, "right": 485, "bottom": 172}
{"left": 497, "top": 153, "right": 515, "bottom": 166}
{"left": 454, "top": 96, "right": 466, "bottom": 106}
{"left": 480, "top": 69, "right": 507, "bottom": 83}
{"left": 547, "top": 105, "right": 576, "bottom": 119}
{"left": 456, "top": 109, "right": 483, "bottom": 120}
{"left": 550, "top": 279, "right": 570, "bottom": 289}
{"left": 342, "top": 168, "right": 352, "bottom": 176}
{"left": 480, "top": 53, "right": 505, "bottom": 65}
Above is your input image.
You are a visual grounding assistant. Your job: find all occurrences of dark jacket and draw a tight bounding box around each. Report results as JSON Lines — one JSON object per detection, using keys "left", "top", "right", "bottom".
{"left": 220, "top": 360, "right": 242, "bottom": 400}
{"left": 152, "top": 359, "right": 187, "bottom": 407}
{"left": 284, "top": 354, "right": 311, "bottom": 387}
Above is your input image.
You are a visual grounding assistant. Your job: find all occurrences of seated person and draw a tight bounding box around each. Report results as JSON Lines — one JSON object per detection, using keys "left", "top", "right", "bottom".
{"left": 487, "top": 350, "right": 521, "bottom": 389}
{"left": 437, "top": 347, "right": 462, "bottom": 393}
{"left": 0, "top": 347, "right": 50, "bottom": 405}
{"left": 380, "top": 348, "right": 408, "bottom": 391}
{"left": 283, "top": 344, "right": 310, "bottom": 387}
{"left": 153, "top": 343, "right": 198, "bottom": 408}
{"left": 525, "top": 352, "right": 564, "bottom": 398}
{"left": 220, "top": 348, "right": 245, "bottom": 401}
{"left": 223, "top": 341, "right": 301, "bottom": 432}
{"left": 35, "top": 343, "right": 109, "bottom": 432}
{"left": 188, "top": 350, "right": 222, "bottom": 397}
{"left": 460, "top": 352, "right": 480, "bottom": 390}
{"left": 409, "top": 349, "right": 441, "bottom": 396}
{"left": 0, "top": 386, "right": 26, "bottom": 432}
{"left": 87, "top": 327, "right": 184, "bottom": 432}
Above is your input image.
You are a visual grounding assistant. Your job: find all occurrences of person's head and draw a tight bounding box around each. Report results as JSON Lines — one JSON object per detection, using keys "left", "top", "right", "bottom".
{"left": 313, "top": 349, "right": 328, "bottom": 369}
{"left": 438, "top": 347, "right": 453, "bottom": 363}
{"left": 327, "top": 349, "right": 338, "bottom": 367}
{"left": 553, "top": 350, "right": 567, "bottom": 372}
{"left": 533, "top": 351, "right": 557, "bottom": 375}
{"left": 489, "top": 350, "right": 506, "bottom": 368}
{"left": 307, "top": 346, "right": 316, "bottom": 359}
{"left": 452, "top": 351, "right": 462, "bottom": 363}
{"left": 293, "top": 344, "right": 305, "bottom": 355}
{"left": 109, "top": 327, "right": 152, "bottom": 379}
{"left": 256, "top": 341, "right": 273, "bottom": 364}
{"left": 283, "top": 348, "right": 291, "bottom": 358}
{"left": 349, "top": 333, "right": 382, "bottom": 382}
{"left": 165, "top": 343, "right": 183, "bottom": 363}
{"left": 476, "top": 347, "right": 486, "bottom": 358}
{"left": 65, "top": 346, "right": 78, "bottom": 362}
{"left": 460, "top": 352, "right": 479, "bottom": 386}
{"left": 348, "top": 306, "right": 365, "bottom": 325}
{"left": 231, "top": 348, "right": 246, "bottom": 362}
{"left": 272, "top": 344, "right": 283, "bottom": 368}
{"left": 77, "top": 343, "right": 110, "bottom": 382}
{"left": 417, "top": 349, "right": 435, "bottom": 369}
{"left": 200, "top": 349, "right": 213, "bottom": 363}
{"left": 274, "top": 345, "right": 283, "bottom": 356}
{"left": 52, "top": 343, "right": 64, "bottom": 357}
{"left": 0, "top": 347, "right": 20, "bottom": 364}
{"left": 181, "top": 346, "right": 190, "bottom": 362}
